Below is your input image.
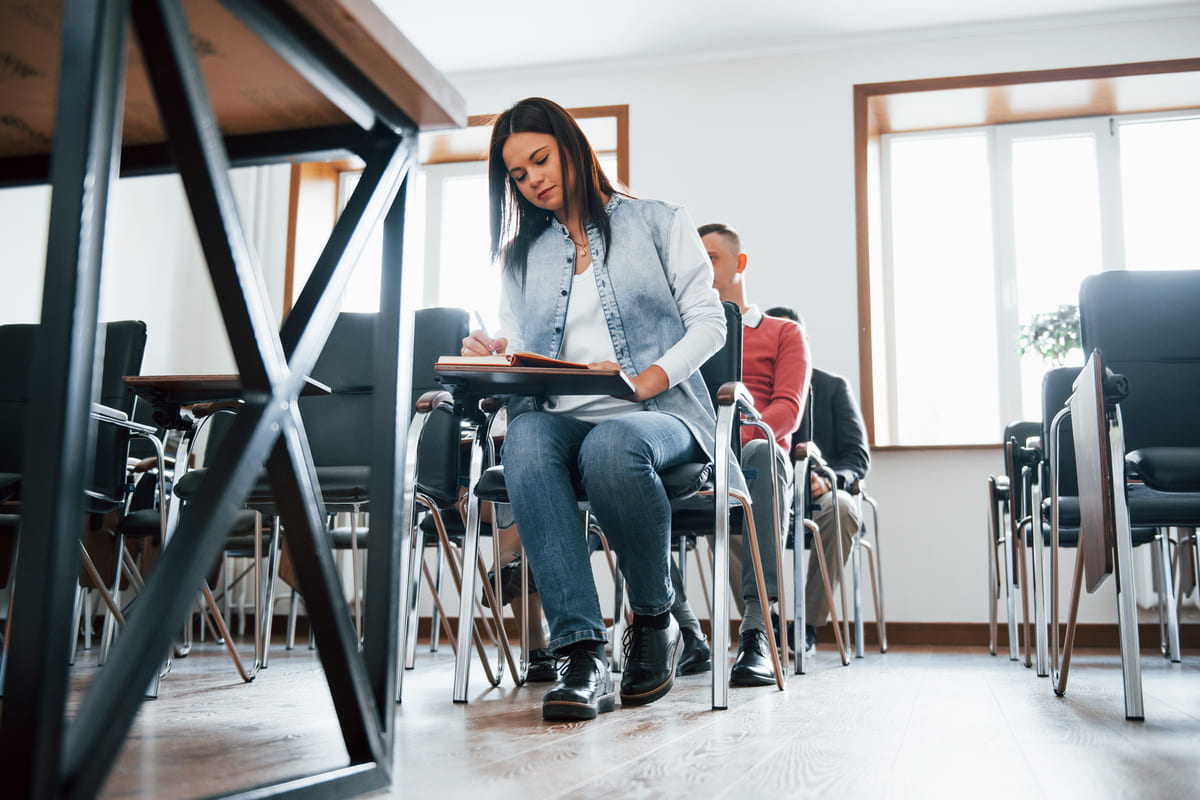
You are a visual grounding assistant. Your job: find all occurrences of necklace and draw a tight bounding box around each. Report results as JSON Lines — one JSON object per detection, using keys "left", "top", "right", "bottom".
{"left": 569, "top": 236, "right": 589, "bottom": 258}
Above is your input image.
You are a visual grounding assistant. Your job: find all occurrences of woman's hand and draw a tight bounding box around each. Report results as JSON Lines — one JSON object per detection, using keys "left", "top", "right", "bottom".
{"left": 462, "top": 330, "right": 508, "bottom": 357}
{"left": 589, "top": 361, "right": 668, "bottom": 402}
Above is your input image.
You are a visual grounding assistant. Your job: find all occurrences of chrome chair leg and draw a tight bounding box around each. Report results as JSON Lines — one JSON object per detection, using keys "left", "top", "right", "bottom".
{"left": 1029, "top": 515, "right": 1049, "bottom": 677}
{"left": 987, "top": 478, "right": 1000, "bottom": 656}
{"left": 285, "top": 589, "right": 298, "bottom": 650}
{"left": 430, "top": 537, "right": 445, "bottom": 652}
{"left": 69, "top": 585, "right": 85, "bottom": 665}
{"left": 404, "top": 516, "right": 422, "bottom": 670}
{"left": 1108, "top": 409, "right": 1144, "bottom": 720}
{"left": 793, "top": 517, "right": 805, "bottom": 675}
{"left": 1001, "top": 506, "right": 1019, "bottom": 661}
{"left": 611, "top": 555, "right": 626, "bottom": 673}
{"left": 852, "top": 531, "right": 864, "bottom": 659}
{"left": 259, "top": 516, "right": 282, "bottom": 668}
{"left": 1155, "top": 527, "right": 1181, "bottom": 662}
{"left": 863, "top": 493, "right": 885, "bottom": 652}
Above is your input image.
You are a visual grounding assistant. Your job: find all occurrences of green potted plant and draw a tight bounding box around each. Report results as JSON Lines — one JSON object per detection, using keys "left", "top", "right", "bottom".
{"left": 1020, "top": 304, "right": 1082, "bottom": 366}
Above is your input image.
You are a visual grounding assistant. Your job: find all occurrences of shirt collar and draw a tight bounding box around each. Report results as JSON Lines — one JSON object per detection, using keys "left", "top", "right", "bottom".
{"left": 742, "top": 304, "right": 764, "bottom": 328}
{"left": 550, "top": 194, "right": 622, "bottom": 236}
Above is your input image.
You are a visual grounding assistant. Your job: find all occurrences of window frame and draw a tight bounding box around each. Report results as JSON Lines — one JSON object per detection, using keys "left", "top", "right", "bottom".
{"left": 854, "top": 58, "right": 1200, "bottom": 450}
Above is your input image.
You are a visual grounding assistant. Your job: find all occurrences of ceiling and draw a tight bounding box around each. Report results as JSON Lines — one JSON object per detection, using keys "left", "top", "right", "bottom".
{"left": 377, "top": 0, "right": 1200, "bottom": 76}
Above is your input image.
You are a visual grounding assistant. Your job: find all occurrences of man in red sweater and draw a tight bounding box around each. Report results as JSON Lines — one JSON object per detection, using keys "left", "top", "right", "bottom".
{"left": 699, "top": 223, "right": 811, "bottom": 685}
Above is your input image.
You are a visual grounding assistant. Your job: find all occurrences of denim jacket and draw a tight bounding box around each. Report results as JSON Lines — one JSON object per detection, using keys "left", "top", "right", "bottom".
{"left": 498, "top": 195, "right": 726, "bottom": 461}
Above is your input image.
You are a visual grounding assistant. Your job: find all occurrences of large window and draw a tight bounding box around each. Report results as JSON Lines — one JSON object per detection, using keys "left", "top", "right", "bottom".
{"left": 855, "top": 60, "right": 1200, "bottom": 447}
{"left": 874, "top": 111, "right": 1198, "bottom": 446}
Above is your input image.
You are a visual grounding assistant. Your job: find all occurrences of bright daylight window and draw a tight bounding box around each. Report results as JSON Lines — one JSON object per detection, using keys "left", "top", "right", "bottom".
{"left": 875, "top": 111, "right": 1199, "bottom": 446}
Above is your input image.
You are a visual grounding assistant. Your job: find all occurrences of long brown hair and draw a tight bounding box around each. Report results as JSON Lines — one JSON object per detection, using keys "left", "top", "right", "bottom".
{"left": 488, "top": 98, "right": 619, "bottom": 285}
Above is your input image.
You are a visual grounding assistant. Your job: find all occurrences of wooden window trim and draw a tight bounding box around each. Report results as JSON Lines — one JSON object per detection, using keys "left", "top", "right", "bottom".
{"left": 854, "top": 58, "right": 1200, "bottom": 448}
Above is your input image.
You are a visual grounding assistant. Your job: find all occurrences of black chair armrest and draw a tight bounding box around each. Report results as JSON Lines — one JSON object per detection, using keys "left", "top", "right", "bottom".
{"left": 1127, "top": 447, "right": 1200, "bottom": 493}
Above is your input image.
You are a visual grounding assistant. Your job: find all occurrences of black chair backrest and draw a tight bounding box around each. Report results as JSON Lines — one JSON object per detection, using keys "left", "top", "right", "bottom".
{"left": 0, "top": 321, "right": 147, "bottom": 508}
{"left": 700, "top": 302, "right": 743, "bottom": 454}
{"left": 299, "top": 312, "right": 378, "bottom": 467}
{"left": 1003, "top": 420, "right": 1041, "bottom": 451}
{"left": 1079, "top": 269, "right": 1200, "bottom": 452}
{"left": 412, "top": 307, "right": 470, "bottom": 505}
{"left": 91, "top": 321, "right": 149, "bottom": 507}
{"left": 1041, "top": 367, "right": 1081, "bottom": 498}
{"left": 0, "top": 324, "right": 37, "bottom": 475}
{"left": 700, "top": 301, "right": 743, "bottom": 404}
{"left": 208, "top": 309, "right": 470, "bottom": 498}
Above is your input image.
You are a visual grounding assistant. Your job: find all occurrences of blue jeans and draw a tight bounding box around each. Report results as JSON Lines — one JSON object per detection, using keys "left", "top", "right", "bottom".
{"left": 501, "top": 410, "right": 704, "bottom": 653}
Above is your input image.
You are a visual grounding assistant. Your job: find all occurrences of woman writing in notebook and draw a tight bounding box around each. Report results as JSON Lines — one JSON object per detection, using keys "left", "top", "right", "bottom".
{"left": 461, "top": 97, "right": 726, "bottom": 721}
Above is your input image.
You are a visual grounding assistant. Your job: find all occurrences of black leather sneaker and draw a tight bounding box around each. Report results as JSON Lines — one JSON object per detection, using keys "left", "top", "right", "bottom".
{"left": 542, "top": 649, "right": 615, "bottom": 721}
{"left": 730, "top": 629, "right": 775, "bottom": 686}
{"left": 526, "top": 648, "right": 559, "bottom": 683}
{"left": 676, "top": 629, "right": 712, "bottom": 676}
{"left": 481, "top": 556, "right": 537, "bottom": 608}
{"left": 619, "top": 617, "right": 681, "bottom": 706}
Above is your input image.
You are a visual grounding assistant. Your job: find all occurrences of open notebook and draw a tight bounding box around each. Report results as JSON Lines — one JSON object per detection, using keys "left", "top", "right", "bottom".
{"left": 434, "top": 352, "right": 591, "bottom": 369}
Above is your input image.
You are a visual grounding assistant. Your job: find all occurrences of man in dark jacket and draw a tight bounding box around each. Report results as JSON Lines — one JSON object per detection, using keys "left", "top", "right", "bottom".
{"left": 765, "top": 308, "right": 871, "bottom": 656}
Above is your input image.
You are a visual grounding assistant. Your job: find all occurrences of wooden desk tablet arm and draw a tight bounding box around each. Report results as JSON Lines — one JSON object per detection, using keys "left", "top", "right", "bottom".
{"left": 416, "top": 390, "right": 454, "bottom": 414}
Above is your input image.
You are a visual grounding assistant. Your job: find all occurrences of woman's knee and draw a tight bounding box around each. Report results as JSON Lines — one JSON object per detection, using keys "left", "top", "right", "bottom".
{"left": 578, "top": 420, "right": 653, "bottom": 477}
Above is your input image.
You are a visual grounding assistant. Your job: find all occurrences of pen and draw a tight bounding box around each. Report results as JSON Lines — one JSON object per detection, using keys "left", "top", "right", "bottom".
{"left": 472, "top": 310, "right": 499, "bottom": 353}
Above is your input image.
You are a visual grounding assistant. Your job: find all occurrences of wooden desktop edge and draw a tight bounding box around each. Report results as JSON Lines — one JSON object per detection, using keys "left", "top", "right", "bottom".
{"left": 123, "top": 374, "right": 332, "bottom": 396}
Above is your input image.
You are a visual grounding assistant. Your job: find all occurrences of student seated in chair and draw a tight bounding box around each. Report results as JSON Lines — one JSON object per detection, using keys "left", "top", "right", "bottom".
{"left": 462, "top": 97, "right": 727, "bottom": 721}
{"left": 765, "top": 306, "right": 871, "bottom": 657}
{"left": 700, "top": 224, "right": 811, "bottom": 684}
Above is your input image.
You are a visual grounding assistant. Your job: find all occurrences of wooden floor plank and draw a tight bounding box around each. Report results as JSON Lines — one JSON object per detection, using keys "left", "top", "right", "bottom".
{"left": 42, "top": 636, "right": 1198, "bottom": 800}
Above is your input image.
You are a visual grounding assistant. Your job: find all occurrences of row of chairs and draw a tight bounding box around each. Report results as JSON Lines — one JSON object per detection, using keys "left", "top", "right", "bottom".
{"left": 986, "top": 269, "right": 1200, "bottom": 720}
{"left": 0, "top": 320, "right": 259, "bottom": 696}
{"left": 1, "top": 305, "right": 888, "bottom": 713}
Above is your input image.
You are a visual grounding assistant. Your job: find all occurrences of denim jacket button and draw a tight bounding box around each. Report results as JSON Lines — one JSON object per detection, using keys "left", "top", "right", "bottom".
{"left": 560, "top": 289, "right": 567, "bottom": 296}
{"left": 554, "top": 326, "right": 561, "bottom": 333}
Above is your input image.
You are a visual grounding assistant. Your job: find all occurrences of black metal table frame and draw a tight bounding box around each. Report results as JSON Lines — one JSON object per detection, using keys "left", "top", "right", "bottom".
{"left": 0, "top": 1, "right": 422, "bottom": 798}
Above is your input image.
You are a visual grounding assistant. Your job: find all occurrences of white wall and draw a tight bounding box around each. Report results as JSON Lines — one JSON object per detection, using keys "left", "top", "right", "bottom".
{"left": 3, "top": 13, "right": 1196, "bottom": 630}
{"left": 0, "top": 165, "right": 291, "bottom": 374}
{"left": 444, "top": 13, "right": 1200, "bottom": 626}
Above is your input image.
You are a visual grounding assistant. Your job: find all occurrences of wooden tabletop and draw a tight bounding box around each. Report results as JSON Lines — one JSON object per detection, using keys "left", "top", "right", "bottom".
{"left": 124, "top": 373, "right": 331, "bottom": 406}
{"left": 0, "top": 0, "right": 466, "bottom": 162}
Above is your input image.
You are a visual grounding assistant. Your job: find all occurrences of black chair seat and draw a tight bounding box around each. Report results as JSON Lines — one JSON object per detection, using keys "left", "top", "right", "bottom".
{"left": 659, "top": 461, "right": 712, "bottom": 501}
{"left": 474, "top": 459, "right": 713, "bottom": 507}
{"left": 175, "top": 465, "right": 370, "bottom": 508}
{"left": 417, "top": 511, "right": 469, "bottom": 547}
{"left": 118, "top": 506, "right": 259, "bottom": 548}
{"left": 1033, "top": 522, "right": 1158, "bottom": 548}
{"left": 1127, "top": 447, "right": 1200, "bottom": 493}
{"left": 0, "top": 473, "right": 19, "bottom": 503}
{"left": 1046, "top": 484, "right": 1200, "bottom": 528}
{"left": 307, "top": 466, "right": 370, "bottom": 506}
{"left": 473, "top": 464, "right": 585, "bottom": 504}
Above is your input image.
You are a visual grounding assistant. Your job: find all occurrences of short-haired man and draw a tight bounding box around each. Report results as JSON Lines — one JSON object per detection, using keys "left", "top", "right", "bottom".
{"left": 699, "top": 223, "right": 811, "bottom": 685}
